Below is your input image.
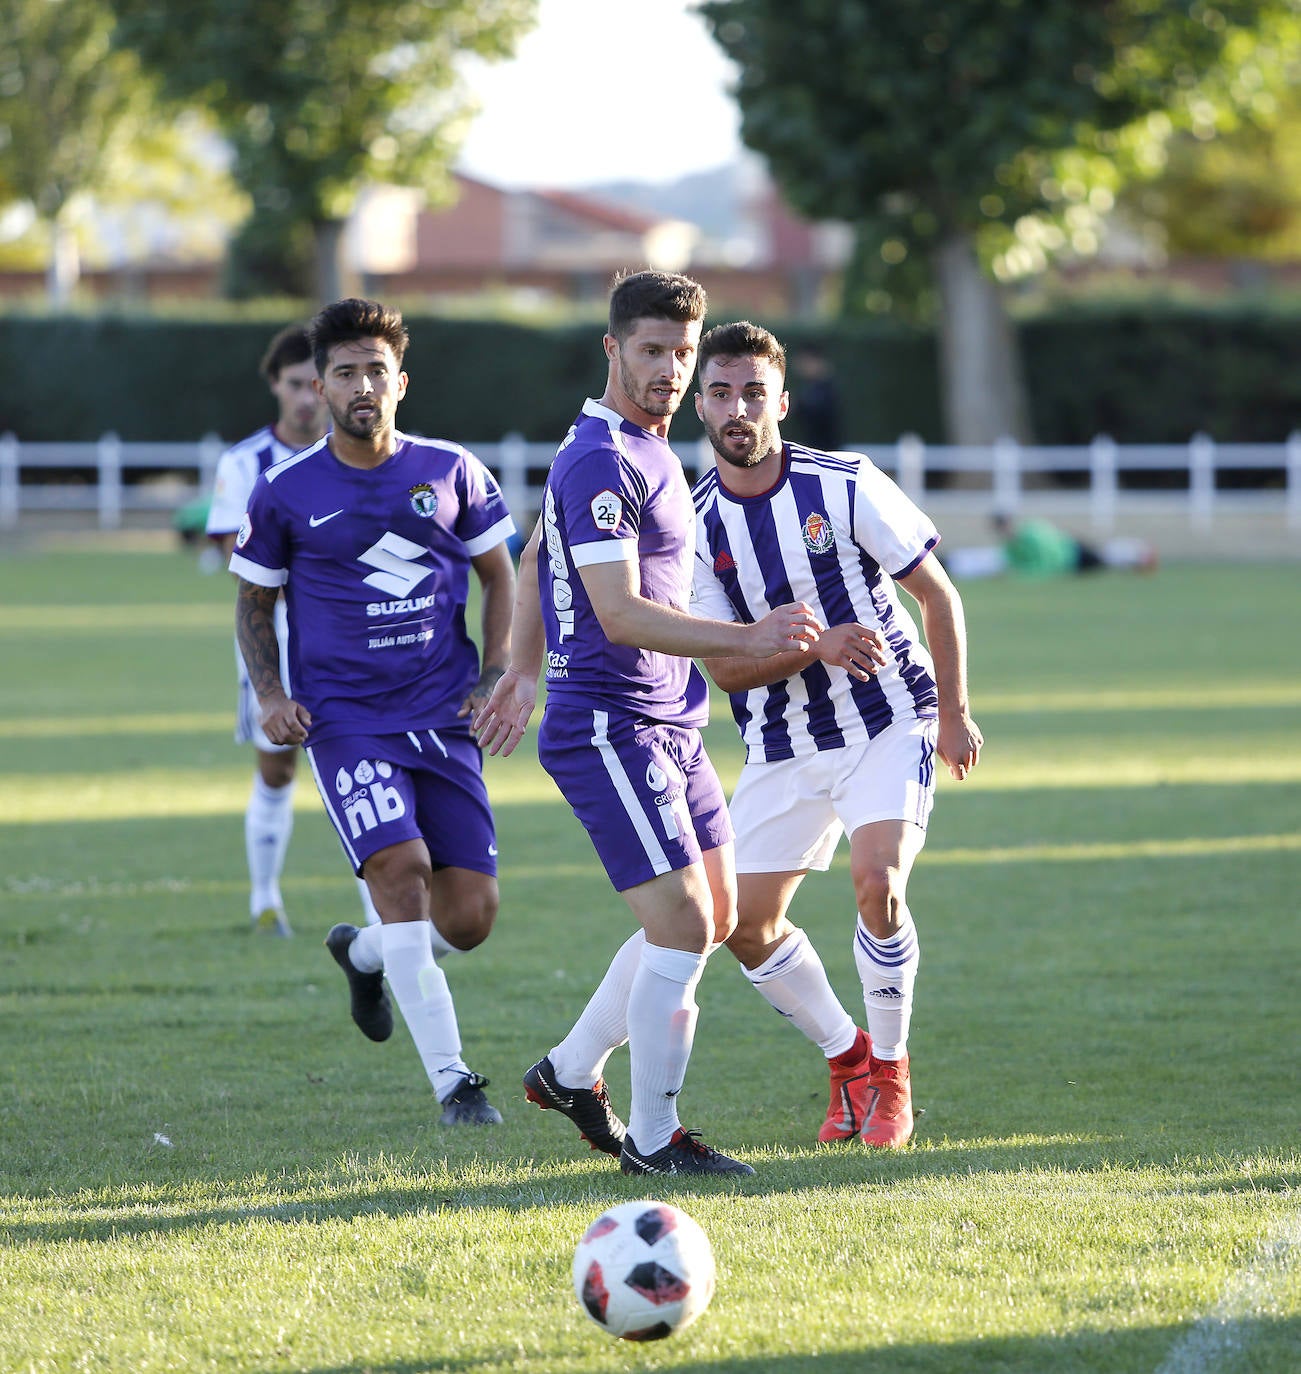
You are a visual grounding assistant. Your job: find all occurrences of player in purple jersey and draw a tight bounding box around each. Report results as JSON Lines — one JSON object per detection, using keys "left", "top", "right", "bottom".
{"left": 230, "top": 298, "right": 517, "bottom": 1128}
{"left": 204, "top": 324, "right": 383, "bottom": 937}
{"left": 690, "top": 321, "right": 983, "bottom": 1148}
{"left": 475, "top": 272, "right": 822, "bottom": 1177}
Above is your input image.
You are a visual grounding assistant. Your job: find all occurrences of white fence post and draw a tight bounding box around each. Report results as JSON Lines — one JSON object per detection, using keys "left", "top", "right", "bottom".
{"left": 1089, "top": 434, "right": 1117, "bottom": 534}
{"left": 497, "top": 432, "right": 529, "bottom": 528}
{"left": 1188, "top": 433, "right": 1215, "bottom": 532}
{"left": 895, "top": 433, "right": 925, "bottom": 503}
{"left": 1286, "top": 431, "right": 1301, "bottom": 534}
{"left": 0, "top": 434, "right": 18, "bottom": 530}
{"left": 197, "top": 432, "right": 224, "bottom": 497}
{"left": 992, "top": 435, "right": 1021, "bottom": 513}
{"left": 98, "top": 432, "right": 123, "bottom": 530}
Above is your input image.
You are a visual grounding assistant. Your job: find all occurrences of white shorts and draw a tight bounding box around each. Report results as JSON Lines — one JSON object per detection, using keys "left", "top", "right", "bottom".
{"left": 730, "top": 716, "right": 938, "bottom": 875}
{"left": 232, "top": 600, "right": 293, "bottom": 754}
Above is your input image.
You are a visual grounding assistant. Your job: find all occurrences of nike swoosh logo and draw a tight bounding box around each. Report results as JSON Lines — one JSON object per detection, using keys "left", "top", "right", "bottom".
{"left": 488, "top": 844, "right": 498, "bottom": 857}
{"left": 309, "top": 510, "right": 344, "bottom": 527}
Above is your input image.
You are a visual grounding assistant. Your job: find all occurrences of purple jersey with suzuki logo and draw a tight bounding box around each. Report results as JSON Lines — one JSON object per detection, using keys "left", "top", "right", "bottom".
{"left": 230, "top": 431, "right": 515, "bottom": 743}
{"left": 538, "top": 399, "right": 708, "bottom": 727}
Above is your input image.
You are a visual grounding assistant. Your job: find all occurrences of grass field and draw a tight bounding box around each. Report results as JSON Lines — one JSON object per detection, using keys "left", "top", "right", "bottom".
{"left": 1, "top": 543, "right": 1298, "bottom": 1374}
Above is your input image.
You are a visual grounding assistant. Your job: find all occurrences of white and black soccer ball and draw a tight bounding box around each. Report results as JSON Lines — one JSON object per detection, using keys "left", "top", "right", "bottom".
{"left": 572, "top": 1199, "right": 716, "bottom": 1341}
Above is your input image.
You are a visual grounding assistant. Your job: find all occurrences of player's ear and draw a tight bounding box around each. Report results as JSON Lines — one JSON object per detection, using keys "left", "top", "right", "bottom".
{"left": 602, "top": 333, "right": 619, "bottom": 363}
{"left": 695, "top": 391, "right": 704, "bottom": 420}
{"left": 778, "top": 390, "right": 790, "bottom": 420}
{"left": 397, "top": 371, "right": 409, "bottom": 401}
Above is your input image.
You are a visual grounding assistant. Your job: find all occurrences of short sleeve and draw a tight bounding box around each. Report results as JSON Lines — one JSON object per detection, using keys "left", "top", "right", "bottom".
{"left": 206, "top": 447, "right": 254, "bottom": 536}
{"left": 456, "top": 450, "right": 517, "bottom": 556}
{"left": 227, "top": 473, "right": 288, "bottom": 588}
{"left": 849, "top": 454, "right": 939, "bottom": 578}
{"left": 559, "top": 448, "right": 644, "bottom": 570}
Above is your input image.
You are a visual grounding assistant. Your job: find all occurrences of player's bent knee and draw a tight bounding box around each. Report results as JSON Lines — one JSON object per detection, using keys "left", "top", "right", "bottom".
{"left": 439, "top": 897, "right": 497, "bottom": 951}
{"left": 853, "top": 868, "right": 906, "bottom": 933}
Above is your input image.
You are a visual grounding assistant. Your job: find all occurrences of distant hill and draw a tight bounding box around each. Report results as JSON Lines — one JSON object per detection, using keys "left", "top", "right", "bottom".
{"left": 576, "top": 162, "right": 753, "bottom": 238}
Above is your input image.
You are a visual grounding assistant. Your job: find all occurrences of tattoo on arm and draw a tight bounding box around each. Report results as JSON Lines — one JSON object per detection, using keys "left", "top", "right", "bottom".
{"left": 235, "top": 581, "right": 284, "bottom": 701}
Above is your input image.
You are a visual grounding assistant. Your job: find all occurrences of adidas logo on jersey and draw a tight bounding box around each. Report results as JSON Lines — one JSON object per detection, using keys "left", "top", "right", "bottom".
{"left": 713, "top": 549, "right": 736, "bottom": 573}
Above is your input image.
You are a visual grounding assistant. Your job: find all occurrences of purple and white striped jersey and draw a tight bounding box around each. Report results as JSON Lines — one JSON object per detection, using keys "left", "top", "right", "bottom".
{"left": 538, "top": 399, "right": 708, "bottom": 727}
{"left": 691, "top": 443, "right": 939, "bottom": 763}
{"left": 205, "top": 425, "right": 296, "bottom": 537}
{"left": 230, "top": 432, "right": 515, "bottom": 743}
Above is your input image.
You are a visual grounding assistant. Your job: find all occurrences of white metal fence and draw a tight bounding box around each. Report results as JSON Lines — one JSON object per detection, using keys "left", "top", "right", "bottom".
{"left": 1, "top": 430, "right": 1298, "bottom": 534}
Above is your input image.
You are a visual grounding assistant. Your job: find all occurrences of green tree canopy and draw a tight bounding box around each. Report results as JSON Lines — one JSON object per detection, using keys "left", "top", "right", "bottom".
{"left": 701, "top": 0, "right": 1299, "bottom": 442}
{"left": 111, "top": 0, "right": 538, "bottom": 301}
{"left": 0, "top": 0, "right": 160, "bottom": 301}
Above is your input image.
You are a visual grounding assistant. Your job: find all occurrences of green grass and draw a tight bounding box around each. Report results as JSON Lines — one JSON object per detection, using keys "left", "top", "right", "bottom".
{"left": 1, "top": 546, "right": 1298, "bottom": 1373}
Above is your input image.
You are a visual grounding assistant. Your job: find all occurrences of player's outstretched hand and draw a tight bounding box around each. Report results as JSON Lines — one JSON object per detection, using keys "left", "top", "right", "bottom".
{"left": 260, "top": 693, "right": 312, "bottom": 746}
{"left": 938, "top": 709, "right": 983, "bottom": 781}
{"left": 472, "top": 668, "right": 538, "bottom": 758}
{"left": 814, "top": 622, "right": 887, "bottom": 681}
{"left": 458, "top": 666, "right": 506, "bottom": 723}
{"left": 750, "top": 601, "right": 823, "bottom": 658}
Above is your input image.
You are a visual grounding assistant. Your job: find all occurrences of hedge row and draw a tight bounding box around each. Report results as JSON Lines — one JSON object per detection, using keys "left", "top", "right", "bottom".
{"left": 0, "top": 304, "right": 1295, "bottom": 445}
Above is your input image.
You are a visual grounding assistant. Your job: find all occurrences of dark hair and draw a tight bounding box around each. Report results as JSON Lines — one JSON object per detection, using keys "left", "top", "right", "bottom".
{"left": 697, "top": 320, "right": 787, "bottom": 383}
{"left": 607, "top": 270, "right": 707, "bottom": 342}
{"left": 309, "top": 297, "right": 410, "bottom": 374}
{"left": 259, "top": 324, "right": 313, "bottom": 382}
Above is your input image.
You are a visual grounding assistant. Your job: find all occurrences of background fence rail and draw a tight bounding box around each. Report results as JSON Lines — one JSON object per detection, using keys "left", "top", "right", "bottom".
{"left": 1, "top": 431, "right": 1297, "bottom": 536}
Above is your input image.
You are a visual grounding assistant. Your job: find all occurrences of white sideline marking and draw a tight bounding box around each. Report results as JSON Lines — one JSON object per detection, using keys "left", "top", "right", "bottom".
{"left": 1155, "top": 1210, "right": 1301, "bottom": 1373}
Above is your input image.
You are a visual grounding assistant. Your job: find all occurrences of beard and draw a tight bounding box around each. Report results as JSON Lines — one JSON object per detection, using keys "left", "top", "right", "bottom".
{"left": 620, "top": 359, "right": 681, "bottom": 418}
{"left": 329, "top": 399, "right": 382, "bottom": 439}
{"left": 705, "top": 416, "right": 776, "bottom": 469}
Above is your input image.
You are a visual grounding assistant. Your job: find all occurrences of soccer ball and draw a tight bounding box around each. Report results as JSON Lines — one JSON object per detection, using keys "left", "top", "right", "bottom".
{"left": 572, "top": 1199, "right": 716, "bottom": 1341}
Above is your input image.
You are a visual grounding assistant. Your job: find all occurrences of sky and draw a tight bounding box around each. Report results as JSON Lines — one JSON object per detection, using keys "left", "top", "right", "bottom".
{"left": 455, "top": 0, "right": 743, "bottom": 190}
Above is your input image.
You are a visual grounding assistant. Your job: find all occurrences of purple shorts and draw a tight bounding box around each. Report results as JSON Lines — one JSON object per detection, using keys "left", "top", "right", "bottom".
{"left": 538, "top": 705, "right": 733, "bottom": 892}
{"left": 305, "top": 727, "right": 497, "bottom": 877}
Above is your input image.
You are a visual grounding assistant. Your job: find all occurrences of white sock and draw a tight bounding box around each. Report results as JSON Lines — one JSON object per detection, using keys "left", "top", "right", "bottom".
{"left": 744, "top": 927, "right": 857, "bottom": 1058}
{"left": 427, "top": 919, "right": 458, "bottom": 962}
{"left": 348, "top": 913, "right": 457, "bottom": 968}
{"left": 550, "top": 929, "right": 644, "bottom": 1088}
{"left": 349, "top": 921, "right": 384, "bottom": 973}
{"left": 379, "top": 921, "right": 471, "bottom": 1101}
{"left": 626, "top": 943, "right": 706, "bottom": 1155}
{"left": 853, "top": 911, "right": 920, "bottom": 1061}
{"left": 356, "top": 877, "right": 382, "bottom": 926}
{"left": 246, "top": 775, "right": 294, "bottom": 915}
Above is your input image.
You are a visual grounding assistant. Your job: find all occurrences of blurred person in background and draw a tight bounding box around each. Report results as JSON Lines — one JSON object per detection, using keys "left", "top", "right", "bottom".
{"left": 205, "top": 323, "right": 380, "bottom": 937}
{"left": 788, "top": 343, "right": 844, "bottom": 451}
{"left": 991, "top": 512, "right": 1157, "bottom": 578}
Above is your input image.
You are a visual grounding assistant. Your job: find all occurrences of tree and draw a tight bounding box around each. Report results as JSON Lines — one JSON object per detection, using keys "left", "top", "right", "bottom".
{"left": 1121, "top": 89, "right": 1301, "bottom": 263}
{"left": 700, "top": 0, "right": 1299, "bottom": 443}
{"left": 0, "top": 0, "right": 160, "bottom": 303}
{"left": 111, "top": 0, "right": 538, "bottom": 303}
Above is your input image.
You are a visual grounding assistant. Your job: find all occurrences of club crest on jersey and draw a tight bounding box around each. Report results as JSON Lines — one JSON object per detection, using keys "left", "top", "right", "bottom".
{"left": 801, "top": 510, "right": 835, "bottom": 554}
{"left": 409, "top": 483, "right": 439, "bottom": 519}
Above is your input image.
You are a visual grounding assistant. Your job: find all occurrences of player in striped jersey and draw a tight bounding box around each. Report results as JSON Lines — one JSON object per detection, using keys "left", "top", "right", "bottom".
{"left": 205, "top": 324, "right": 379, "bottom": 938}
{"left": 690, "top": 321, "right": 983, "bottom": 1148}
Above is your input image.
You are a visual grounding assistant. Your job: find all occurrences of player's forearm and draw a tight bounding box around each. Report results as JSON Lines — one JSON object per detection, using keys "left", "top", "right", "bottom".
{"left": 476, "top": 558, "right": 516, "bottom": 678}
{"left": 918, "top": 589, "right": 971, "bottom": 716}
{"left": 597, "top": 596, "right": 757, "bottom": 659}
{"left": 703, "top": 647, "right": 810, "bottom": 694}
{"left": 508, "top": 535, "right": 546, "bottom": 677}
{"left": 235, "top": 579, "right": 287, "bottom": 703}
